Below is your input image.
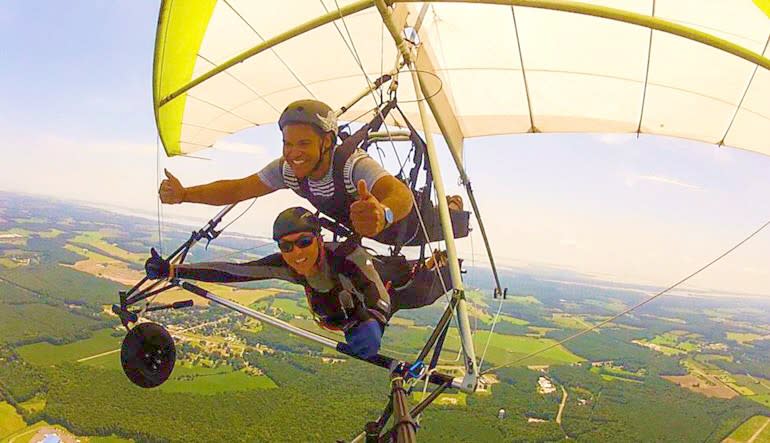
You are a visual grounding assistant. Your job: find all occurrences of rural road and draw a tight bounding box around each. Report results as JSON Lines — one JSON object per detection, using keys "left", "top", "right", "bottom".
{"left": 747, "top": 417, "right": 770, "bottom": 443}
{"left": 557, "top": 385, "right": 568, "bottom": 424}
{"left": 76, "top": 348, "right": 120, "bottom": 362}
{"left": 76, "top": 318, "right": 231, "bottom": 362}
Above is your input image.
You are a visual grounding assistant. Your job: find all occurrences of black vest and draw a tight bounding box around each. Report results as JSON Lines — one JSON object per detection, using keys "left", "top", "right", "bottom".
{"left": 284, "top": 142, "right": 357, "bottom": 227}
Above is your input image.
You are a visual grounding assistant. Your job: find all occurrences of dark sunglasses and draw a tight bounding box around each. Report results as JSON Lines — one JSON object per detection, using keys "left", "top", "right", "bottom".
{"left": 278, "top": 234, "right": 316, "bottom": 253}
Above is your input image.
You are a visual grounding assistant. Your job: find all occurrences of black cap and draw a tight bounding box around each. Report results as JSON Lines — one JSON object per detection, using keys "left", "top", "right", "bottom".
{"left": 272, "top": 207, "right": 321, "bottom": 241}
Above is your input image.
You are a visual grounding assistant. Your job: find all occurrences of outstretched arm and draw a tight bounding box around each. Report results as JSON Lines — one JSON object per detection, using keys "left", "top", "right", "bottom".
{"left": 160, "top": 170, "right": 274, "bottom": 206}
{"left": 171, "top": 254, "right": 300, "bottom": 284}
{"left": 183, "top": 173, "right": 273, "bottom": 206}
{"left": 160, "top": 158, "right": 287, "bottom": 206}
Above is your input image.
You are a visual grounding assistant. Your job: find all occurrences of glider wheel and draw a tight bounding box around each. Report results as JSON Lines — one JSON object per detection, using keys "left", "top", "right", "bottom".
{"left": 120, "top": 322, "right": 176, "bottom": 388}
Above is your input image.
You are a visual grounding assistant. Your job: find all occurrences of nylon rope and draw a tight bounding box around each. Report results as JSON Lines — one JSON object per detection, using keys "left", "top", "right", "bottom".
{"left": 482, "top": 218, "right": 770, "bottom": 375}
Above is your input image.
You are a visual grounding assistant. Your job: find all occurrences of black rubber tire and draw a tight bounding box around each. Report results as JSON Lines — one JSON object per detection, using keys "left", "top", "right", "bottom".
{"left": 120, "top": 322, "right": 176, "bottom": 388}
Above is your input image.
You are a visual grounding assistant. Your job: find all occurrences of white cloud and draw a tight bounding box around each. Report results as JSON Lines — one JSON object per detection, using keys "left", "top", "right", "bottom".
{"left": 625, "top": 174, "right": 701, "bottom": 190}
{"left": 31, "top": 134, "right": 156, "bottom": 155}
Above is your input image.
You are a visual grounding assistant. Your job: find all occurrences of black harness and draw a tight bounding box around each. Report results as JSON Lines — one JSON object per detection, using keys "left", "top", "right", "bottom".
{"left": 296, "top": 141, "right": 357, "bottom": 228}
{"left": 283, "top": 99, "right": 470, "bottom": 254}
{"left": 300, "top": 241, "right": 385, "bottom": 331}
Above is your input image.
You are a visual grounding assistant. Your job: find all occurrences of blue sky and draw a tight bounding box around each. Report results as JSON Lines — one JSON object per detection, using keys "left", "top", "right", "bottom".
{"left": 2, "top": 1, "right": 769, "bottom": 295}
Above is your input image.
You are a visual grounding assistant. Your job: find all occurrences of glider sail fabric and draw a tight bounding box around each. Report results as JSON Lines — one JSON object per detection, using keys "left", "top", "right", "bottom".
{"left": 153, "top": 0, "right": 770, "bottom": 157}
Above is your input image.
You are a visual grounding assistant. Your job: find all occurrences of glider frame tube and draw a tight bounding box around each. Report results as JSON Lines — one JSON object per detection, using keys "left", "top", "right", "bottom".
{"left": 157, "top": 0, "right": 375, "bottom": 108}
{"left": 389, "top": 0, "right": 770, "bottom": 72}
{"left": 177, "top": 280, "right": 460, "bottom": 390}
{"left": 376, "top": 0, "right": 480, "bottom": 392}
{"left": 408, "top": 64, "right": 480, "bottom": 391}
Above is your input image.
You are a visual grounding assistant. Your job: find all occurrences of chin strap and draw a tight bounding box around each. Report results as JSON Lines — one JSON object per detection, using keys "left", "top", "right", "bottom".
{"left": 315, "top": 235, "right": 326, "bottom": 269}
{"left": 307, "top": 137, "right": 333, "bottom": 177}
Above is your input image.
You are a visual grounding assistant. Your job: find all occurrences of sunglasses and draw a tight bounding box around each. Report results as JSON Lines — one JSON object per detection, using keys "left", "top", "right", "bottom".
{"left": 278, "top": 234, "right": 316, "bottom": 253}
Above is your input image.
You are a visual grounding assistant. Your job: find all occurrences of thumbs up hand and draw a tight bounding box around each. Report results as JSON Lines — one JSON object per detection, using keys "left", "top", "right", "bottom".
{"left": 350, "top": 180, "right": 386, "bottom": 237}
{"left": 159, "top": 169, "right": 186, "bottom": 204}
{"left": 145, "top": 248, "right": 171, "bottom": 279}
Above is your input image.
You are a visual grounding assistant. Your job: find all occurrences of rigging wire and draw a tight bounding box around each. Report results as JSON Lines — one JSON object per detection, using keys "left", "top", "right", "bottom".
{"left": 155, "top": 135, "right": 165, "bottom": 255}
{"left": 328, "top": 1, "right": 481, "bottom": 392}
{"left": 143, "top": 135, "right": 169, "bottom": 317}
{"left": 219, "top": 198, "right": 258, "bottom": 234}
{"left": 481, "top": 218, "right": 770, "bottom": 375}
{"left": 330, "top": 0, "right": 452, "bottom": 303}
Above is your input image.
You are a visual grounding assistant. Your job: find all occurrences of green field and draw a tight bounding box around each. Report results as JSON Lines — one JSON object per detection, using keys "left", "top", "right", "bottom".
{"left": 697, "top": 354, "right": 733, "bottom": 364}
{"left": 89, "top": 436, "right": 136, "bottom": 443}
{"left": 727, "top": 332, "right": 767, "bottom": 345}
{"left": 634, "top": 339, "right": 685, "bottom": 356}
{"left": 551, "top": 313, "right": 593, "bottom": 330}
{"left": 17, "top": 329, "right": 122, "bottom": 365}
{"left": 584, "top": 297, "right": 627, "bottom": 313}
{"left": 18, "top": 396, "right": 46, "bottom": 415}
{"left": 734, "top": 375, "right": 770, "bottom": 395}
{"left": 412, "top": 391, "right": 467, "bottom": 406}
{"left": 444, "top": 330, "right": 583, "bottom": 367}
{"left": 726, "top": 415, "right": 770, "bottom": 442}
{"left": 224, "top": 287, "right": 283, "bottom": 305}
{"left": 590, "top": 367, "right": 644, "bottom": 383}
{"left": 598, "top": 373, "right": 643, "bottom": 383}
{"left": 0, "top": 257, "right": 23, "bottom": 268}
{"left": 749, "top": 394, "right": 770, "bottom": 407}
{"left": 70, "top": 231, "right": 146, "bottom": 265}
{"left": 78, "top": 350, "right": 122, "bottom": 370}
{"left": 0, "top": 303, "right": 101, "bottom": 345}
{"left": 63, "top": 243, "right": 113, "bottom": 264}
{"left": 0, "top": 264, "right": 126, "bottom": 306}
{"left": 158, "top": 368, "right": 277, "bottom": 394}
{"left": 0, "top": 401, "right": 26, "bottom": 440}
{"left": 271, "top": 298, "right": 310, "bottom": 317}
{"left": 503, "top": 295, "right": 541, "bottom": 305}
{"left": 381, "top": 325, "right": 436, "bottom": 358}
{"left": 0, "top": 421, "right": 94, "bottom": 443}
{"left": 80, "top": 357, "right": 278, "bottom": 395}
{"left": 649, "top": 332, "right": 700, "bottom": 353}
{"left": 526, "top": 326, "right": 556, "bottom": 337}
{"left": 498, "top": 314, "right": 529, "bottom": 326}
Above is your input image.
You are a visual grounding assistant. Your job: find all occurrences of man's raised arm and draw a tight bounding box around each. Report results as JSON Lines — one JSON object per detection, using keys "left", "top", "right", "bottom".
{"left": 159, "top": 169, "right": 275, "bottom": 206}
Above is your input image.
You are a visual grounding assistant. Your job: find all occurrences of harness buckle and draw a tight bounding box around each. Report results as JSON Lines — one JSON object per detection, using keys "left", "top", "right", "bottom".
{"left": 406, "top": 360, "right": 425, "bottom": 380}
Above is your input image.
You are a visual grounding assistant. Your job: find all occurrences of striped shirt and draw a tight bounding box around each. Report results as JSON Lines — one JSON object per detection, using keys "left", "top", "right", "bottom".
{"left": 257, "top": 148, "right": 389, "bottom": 200}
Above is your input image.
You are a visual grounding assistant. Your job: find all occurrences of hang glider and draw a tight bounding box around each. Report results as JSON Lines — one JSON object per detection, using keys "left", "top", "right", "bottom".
{"left": 154, "top": 0, "right": 770, "bottom": 158}
{"left": 115, "top": 1, "right": 770, "bottom": 442}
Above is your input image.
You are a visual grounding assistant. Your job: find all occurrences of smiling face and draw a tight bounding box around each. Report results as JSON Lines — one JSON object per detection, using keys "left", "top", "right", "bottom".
{"left": 282, "top": 123, "right": 333, "bottom": 179}
{"left": 278, "top": 231, "right": 321, "bottom": 276}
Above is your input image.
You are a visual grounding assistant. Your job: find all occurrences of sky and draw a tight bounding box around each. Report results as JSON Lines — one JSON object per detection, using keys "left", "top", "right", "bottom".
{"left": 2, "top": 1, "right": 769, "bottom": 296}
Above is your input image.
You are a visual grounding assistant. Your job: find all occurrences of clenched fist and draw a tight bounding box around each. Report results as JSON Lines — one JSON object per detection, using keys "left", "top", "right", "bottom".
{"left": 159, "top": 169, "right": 186, "bottom": 204}
{"left": 350, "top": 180, "right": 386, "bottom": 237}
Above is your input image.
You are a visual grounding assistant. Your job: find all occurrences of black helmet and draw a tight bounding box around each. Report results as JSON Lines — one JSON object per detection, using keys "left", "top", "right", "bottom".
{"left": 272, "top": 207, "right": 321, "bottom": 241}
{"left": 278, "top": 99, "right": 338, "bottom": 136}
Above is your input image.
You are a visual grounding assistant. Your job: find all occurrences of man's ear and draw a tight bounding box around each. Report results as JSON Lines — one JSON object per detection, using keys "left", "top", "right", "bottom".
{"left": 323, "top": 132, "right": 333, "bottom": 150}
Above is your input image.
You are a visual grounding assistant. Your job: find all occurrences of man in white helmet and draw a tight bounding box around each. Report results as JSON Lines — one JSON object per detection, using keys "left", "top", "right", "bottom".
{"left": 160, "top": 99, "right": 462, "bottom": 243}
